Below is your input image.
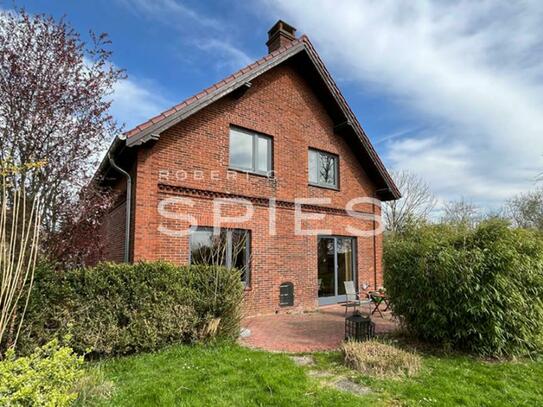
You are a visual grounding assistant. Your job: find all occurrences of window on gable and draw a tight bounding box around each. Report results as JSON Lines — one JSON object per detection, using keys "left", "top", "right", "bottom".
{"left": 229, "top": 126, "right": 272, "bottom": 175}
{"left": 189, "top": 227, "right": 251, "bottom": 285}
{"left": 308, "top": 148, "right": 338, "bottom": 189}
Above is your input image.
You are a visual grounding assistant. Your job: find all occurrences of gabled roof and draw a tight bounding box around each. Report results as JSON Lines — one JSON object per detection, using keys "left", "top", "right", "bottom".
{"left": 124, "top": 36, "right": 307, "bottom": 145}
{"left": 114, "top": 35, "right": 400, "bottom": 200}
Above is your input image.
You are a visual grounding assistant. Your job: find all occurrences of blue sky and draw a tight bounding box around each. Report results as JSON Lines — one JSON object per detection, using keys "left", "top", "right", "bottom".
{"left": 10, "top": 0, "right": 543, "bottom": 211}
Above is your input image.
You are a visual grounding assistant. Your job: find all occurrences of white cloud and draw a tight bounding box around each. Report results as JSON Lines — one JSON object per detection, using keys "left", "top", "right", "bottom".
{"left": 267, "top": 0, "right": 543, "bottom": 209}
{"left": 118, "top": 0, "right": 217, "bottom": 27}
{"left": 194, "top": 39, "right": 253, "bottom": 70}
{"left": 119, "top": 0, "right": 252, "bottom": 72}
{"left": 111, "top": 76, "right": 172, "bottom": 131}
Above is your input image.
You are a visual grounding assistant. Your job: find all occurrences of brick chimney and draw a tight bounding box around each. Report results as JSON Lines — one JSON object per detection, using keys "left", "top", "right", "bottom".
{"left": 266, "top": 20, "right": 297, "bottom": 53}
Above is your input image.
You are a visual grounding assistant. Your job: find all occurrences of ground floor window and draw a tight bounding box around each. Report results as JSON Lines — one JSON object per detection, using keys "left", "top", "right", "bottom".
{"left": 189, "top": 227, "right": 251, "bottom": 285}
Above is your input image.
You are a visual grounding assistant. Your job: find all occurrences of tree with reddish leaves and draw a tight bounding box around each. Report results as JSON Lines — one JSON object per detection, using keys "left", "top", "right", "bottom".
{"left": 0, "top": 8, "right": 124, "bottom": 236}
{"left": 44, "top": 184, "right": 118, "bottom": 268}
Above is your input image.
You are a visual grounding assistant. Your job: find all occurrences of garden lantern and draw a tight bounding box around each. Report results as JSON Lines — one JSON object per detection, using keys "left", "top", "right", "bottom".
{"left": 345, "top": 312, "right": 375, "bottom": 341}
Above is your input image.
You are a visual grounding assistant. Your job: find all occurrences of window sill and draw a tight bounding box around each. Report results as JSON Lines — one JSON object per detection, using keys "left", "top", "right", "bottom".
{"left": 308, "top": 182, "right": 339, "bottom": 191}
{"left": 229, "top": 167, "right": 275, "bottom": 179}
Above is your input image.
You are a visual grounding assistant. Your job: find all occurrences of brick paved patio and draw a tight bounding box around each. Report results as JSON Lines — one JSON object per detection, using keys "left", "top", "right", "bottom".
{"left": 239, "top": 305, "right": 399, "bottom": 353}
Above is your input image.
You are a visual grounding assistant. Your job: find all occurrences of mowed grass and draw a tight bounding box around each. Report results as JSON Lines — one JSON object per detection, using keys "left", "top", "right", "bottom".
{"left": 313, "top": 350, "right": 543, "bottom": 406}
{"left": 78, "top": 343, "right": 371, "bottom": 407}
{"left": 79, "top": 342, "right": 543, "bottom": 406}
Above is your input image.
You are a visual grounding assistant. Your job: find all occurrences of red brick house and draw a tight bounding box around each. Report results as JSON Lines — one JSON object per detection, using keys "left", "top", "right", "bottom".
{"left": 96, "top": 21, "right": 400, "bottom": 316}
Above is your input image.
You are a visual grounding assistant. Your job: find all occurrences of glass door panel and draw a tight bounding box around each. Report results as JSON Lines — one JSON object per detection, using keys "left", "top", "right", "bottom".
{"left": 318, "top": 236, "right": 356, "bottom": 304}
{"left": 337, "top": 238, "right": 354, "bottom": 296}
{"left": 318, "top": 238, "right": 335, "bottom": 298}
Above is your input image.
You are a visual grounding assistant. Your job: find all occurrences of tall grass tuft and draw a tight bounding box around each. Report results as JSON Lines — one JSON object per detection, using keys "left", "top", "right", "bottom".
{"left": 341, "top": 340, "right": 421, "bottom": 378}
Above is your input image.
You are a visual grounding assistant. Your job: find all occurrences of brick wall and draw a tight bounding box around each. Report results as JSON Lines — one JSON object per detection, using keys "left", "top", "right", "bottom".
{"left": 103, "top": 200, "right": 126, "bottom": 263}
{"left": 93, "top": 178, "right": 128, "bottom": 265}
{"left": 131, "top": 62, "right": 384, "bottom": 315}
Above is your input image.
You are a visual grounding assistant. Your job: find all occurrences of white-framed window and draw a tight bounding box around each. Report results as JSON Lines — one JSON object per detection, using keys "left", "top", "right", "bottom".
{"left": 189, "top": 227, "right": 251, "bottom": 285}
{"left": 308, "top": 148, "right": 339, "bottom": 189}
{"left": 229, "top": 126, "right": 272, "bottom": 175}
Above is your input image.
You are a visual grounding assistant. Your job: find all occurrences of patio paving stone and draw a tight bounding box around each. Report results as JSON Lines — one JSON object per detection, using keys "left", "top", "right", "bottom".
{"left": 240, "top": 304, "right": 398, "bottom": 352}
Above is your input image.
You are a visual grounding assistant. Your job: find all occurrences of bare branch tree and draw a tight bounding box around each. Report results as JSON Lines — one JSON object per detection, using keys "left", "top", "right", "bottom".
{"left": 441, "top": 198, "right": 480, "bottom": 227}
{"left": 320, "top": 154, "right": 335, "bottom": 185}
{"left": 0, "top": 8, "right": 125, "bottom": 234}
{"left": 189, "top": 229, "right": 249, "bottom": 338}
{"left": 383, "top": 170, "right": 436, "bottom": 233}
{"left": 0, "top": 165, "right": 42, "bottom": 356}
{"left": 504, "top": 188, "right": 543, "bottom": 230}
{"left": 190, "top": 229, "right": 251, "bottom": 284}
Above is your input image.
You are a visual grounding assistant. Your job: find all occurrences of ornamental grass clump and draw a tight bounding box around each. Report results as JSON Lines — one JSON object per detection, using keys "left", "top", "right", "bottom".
{"left": 341, "top": 340, "right": 421, "bottom": 378}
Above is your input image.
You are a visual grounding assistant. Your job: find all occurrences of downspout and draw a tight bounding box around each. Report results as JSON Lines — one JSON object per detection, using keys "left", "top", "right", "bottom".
{"left": 373, "top": 200, "right": 377, "bottom": 290}
{"left": 108, "top": 153, "right": 131, "bottom": 263}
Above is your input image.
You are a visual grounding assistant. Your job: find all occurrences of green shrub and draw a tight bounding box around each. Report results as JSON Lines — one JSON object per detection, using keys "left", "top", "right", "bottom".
{"left": 180, "top": 264, "right": 244, "bottom": 340}
{"left": 384, "top": 220, "right": 543, "bottom": 357}
{"left": 0, "top": 339, "right": 84, "bottom": 406}
{"left": 18, "top": 262, "right": 244, "bottom": 357}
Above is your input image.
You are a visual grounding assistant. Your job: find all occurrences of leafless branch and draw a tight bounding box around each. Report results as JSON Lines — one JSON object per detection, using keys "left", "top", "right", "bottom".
{"left": 441, "top": 198, "right": 480, "bottom": 227}
{"left": 504, "top": 187, "right": 543, "bottom": 230}
{"left": 383, "top": 170, "right": 436, "bottom": 232}
{"left": 0, "top": 169, "right": 42, "bottom": 356}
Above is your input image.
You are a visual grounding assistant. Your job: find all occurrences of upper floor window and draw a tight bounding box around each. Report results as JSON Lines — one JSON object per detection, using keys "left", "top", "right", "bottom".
{"left": 229, "top": 126, "right": 272, "bottom": 175}
{"left": 189, "top": 227, "right": 251, "bottom": 285}
{"left": 308, "top": 148, "right": 338, "bottom": 189}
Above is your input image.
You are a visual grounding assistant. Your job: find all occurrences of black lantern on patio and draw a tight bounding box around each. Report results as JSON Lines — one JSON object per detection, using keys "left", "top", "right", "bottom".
{"left": 345, "top": 312, "right": 375, "bottom": 341}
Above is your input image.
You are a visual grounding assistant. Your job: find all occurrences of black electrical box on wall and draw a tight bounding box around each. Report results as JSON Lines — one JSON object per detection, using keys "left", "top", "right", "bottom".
{"left": 279, "top": 282, "right": 294, "bottom": 306}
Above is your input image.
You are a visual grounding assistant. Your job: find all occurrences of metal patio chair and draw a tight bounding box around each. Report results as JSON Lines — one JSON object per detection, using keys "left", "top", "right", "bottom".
{"left": 342, "top": 281, "right": 371, "bottom": 315}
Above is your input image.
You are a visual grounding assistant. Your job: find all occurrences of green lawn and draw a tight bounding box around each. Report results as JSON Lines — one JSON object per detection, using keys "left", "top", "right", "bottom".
{"left": 313, "top": 351, "right": 543, "bottom": 406}
{"left": 78, "top": 343, "right": 543, "bottom": 406}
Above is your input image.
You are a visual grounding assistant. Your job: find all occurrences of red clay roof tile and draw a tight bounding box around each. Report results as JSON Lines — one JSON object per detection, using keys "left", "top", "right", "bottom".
{"left": 137, "top": 121, "right": 153, "bottom": 131}
{"left": 163, "top": 107, "right": 177, "bottom": 116}
{"left": 150, "top": 114, "right": 165, "bottom": 124}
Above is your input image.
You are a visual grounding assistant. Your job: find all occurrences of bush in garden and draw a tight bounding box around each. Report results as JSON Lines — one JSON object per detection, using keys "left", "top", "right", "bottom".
{"left": 0, "top": 339, "right": 84, "bottom": 406}
{"left": 180, "top": 264, "right": 244, "bottom": 340}
{"left": 384, "top": 220, "right": 543, "bottom": 357}
{"left": 18, "top": 262, "right": 244, "bottom": 357}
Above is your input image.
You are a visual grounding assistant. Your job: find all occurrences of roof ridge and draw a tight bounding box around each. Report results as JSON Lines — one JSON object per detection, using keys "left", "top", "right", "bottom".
{"left": 124, "top": 37, "right": 305, "bottom": 138}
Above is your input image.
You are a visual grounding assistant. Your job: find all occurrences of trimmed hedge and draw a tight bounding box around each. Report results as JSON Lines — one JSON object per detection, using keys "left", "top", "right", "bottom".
{"left": 384, "top": 220, "right": 543, "bottom": 357}
{"left": 18, "top": 262, "right": 244, "bottom": 357}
